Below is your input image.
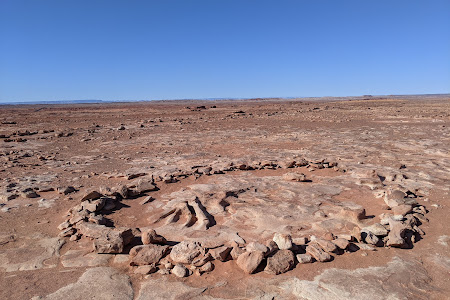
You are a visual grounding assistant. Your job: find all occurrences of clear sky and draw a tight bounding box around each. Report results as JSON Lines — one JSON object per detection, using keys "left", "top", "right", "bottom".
{"left": 0, "top": 0, "right": 449, "bottom": 102}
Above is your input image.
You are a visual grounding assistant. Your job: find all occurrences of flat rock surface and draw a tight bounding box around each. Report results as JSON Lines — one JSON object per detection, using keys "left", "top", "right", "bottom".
{"left": 0, "top": 97, "right": 449, "bottom": 299}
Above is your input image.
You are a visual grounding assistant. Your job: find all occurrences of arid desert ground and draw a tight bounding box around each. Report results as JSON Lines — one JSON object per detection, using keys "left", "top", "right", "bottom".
{"left": 0, "top": 96, "right": 449, "bottom": 299}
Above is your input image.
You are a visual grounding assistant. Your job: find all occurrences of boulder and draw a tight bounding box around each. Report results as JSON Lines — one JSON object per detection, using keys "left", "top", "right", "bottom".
{"left": 236, "top": 251, "right": 264, "bottom": 274}
{"left": 129, "top": 244, "right": 170, "bottom": 266}
{"left": 264, "top": 250, "right": 295, "bottom": 275}
{"left": 170, "top": 241, "right": 204, "bottom": 264}
{"left": 314, "top": 238, "right": 338, "bottom": 253}
{"left": 273, "top": 233, "right": 293, "bottom": 250}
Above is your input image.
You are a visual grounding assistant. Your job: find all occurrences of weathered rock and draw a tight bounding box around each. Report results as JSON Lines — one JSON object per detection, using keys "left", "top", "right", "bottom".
{"left": 82, "top": 198, "right": 106, "bottom": 212}
{"left": 392, "top": 204, "right": 413, "bottom": 216}
{"left": 386, "top": 220, "right": 407, "bottom": 247}
{"left": 314, "top": 237, "right": 338, "bottom": 253}
{"left": 306, "top": 243, "right": 332, "bottom": 262}
{"left": 236, "top": 251, "right": 265, "bottom": 274}
{"left": 129, "top": 244, "right": 170, "bottom": 266}
{"left": 296, "top": 253, "right": 313, "bottom": 264}
{"left": 200, "top": 261, "right": 214, "bottom": 273}
{"left": 332, "top": 238, "right": 350, "bottom": 250}
{"left": 209, "top": 246, "right": 232, "bottom": 262}
{"left": 361, "top": 230, "right": 380, "bottom": 246}
{"left": 134, "top": 264, "right": 157, "bottom": 275}
{"left": 363, "top": 223, "right": 389, "bottom": 236}
{"left": 283, "top": 172, "right": 307, "bottom": 182}
{"left": 170, "top": 241, "right": 204, "bottom": 264}
{"left": 94, "top": 228, "right": 134, "bottom": 254}
{"left": 246, "top": 242, "right": 269, "bottom": 254}
{"left": 58, "top": 186, "right": 76, "bottom": 195}
{"left": 32, "top": 267, "right": 133, "bottom": 300}
{"left": 141, "top": 229, "right": 166, "bottom": 245}
{"left": 230, "top": 244, "right": 246, "bottom": 260}
{"left": 172, "top": 264, "right": 189, "bottom": 277}
{"left": 273, "top": 233, "right": 293, "bottom": 250}
{"left": 81, "top": 191, "right": 103, "bottom": 201}
{"left": 265, "top": 249, "right": 295, "bottom": 275}
{"left": 192, "top": 252, "right": 213, "bottom": 267}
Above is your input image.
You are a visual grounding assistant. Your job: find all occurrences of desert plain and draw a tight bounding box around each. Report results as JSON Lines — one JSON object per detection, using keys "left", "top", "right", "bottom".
{"left": 0, "top": 95, "right": 449, "bottom": 299}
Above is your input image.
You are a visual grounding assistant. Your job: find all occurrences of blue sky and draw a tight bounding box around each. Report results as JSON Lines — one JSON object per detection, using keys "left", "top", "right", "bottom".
{"left": 0, "top": 0, "right": 449, "bottom": 102}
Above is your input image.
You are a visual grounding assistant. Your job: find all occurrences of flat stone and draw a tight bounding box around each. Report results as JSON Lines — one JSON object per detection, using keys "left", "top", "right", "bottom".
{"left": 32, "top": 267, "right": 133, "bottom": 300}
{"left": 134, "top": 264, "right": 157, "bottom": 275}
{"left": 306, "top": 243, "right": 332, "bottom": 262}
{"left": 129, "top": 244, "right": 170, "bottom": 266}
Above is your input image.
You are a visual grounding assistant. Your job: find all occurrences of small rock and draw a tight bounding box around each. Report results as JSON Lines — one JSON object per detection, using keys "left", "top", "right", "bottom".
{"left": 282, "top": 172, "right": 307, "bottom": 182}
{"left": 141, "top": 229, "right": 166, "bottom": 245}
{"left": 273, "top": 233, "right": 293, "bottom": 250}
{"left": 134, "top": 264, "right": 157, "bottom": 275}
{"left": 296, "top": 253, "right": 313, "bottom": 264}
{"left": 209, "top": 246, "right": 232, "bottom": 262}
{"left": 200, "top": 261, "right": 214, "bottom": 273}
{"left": 332, "top": 238, "right": 350, "bottom": 250}
{"left": 129, "top": 244, "right": 170, "bottom": 266}
{"left": 246, "top": 242, "right": 268, "bottom": 254}
{"left": 361, "top": 230, "right": 380, "bottom": 246}
{"left": 81, "top": 191, "right": 102, "bottom": 201}
{"left": 172, "top": 264, "right": 188, "bottom": 278}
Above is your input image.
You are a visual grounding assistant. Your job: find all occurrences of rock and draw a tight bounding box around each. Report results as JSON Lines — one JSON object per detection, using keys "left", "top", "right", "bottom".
{"left": 293, "top": 237, "right": 308, "bottom": 245}
{"left": 33, "top": 267, "right": 133, "bottom": 300}
{"left": 129, "top": 244, "right": 170, "bottom": 266}
{"left": 354, "top": 243, "right": 377, "bottom": 251}
{"left": 264, "top": 249, "right": 295, "bottom": 275}
{"left": 273, "top": 233, "right": 293, "bottom": 250}
{"left": 339, "top": 203, "right": 366, "bottom": 221}
{"left": 21, "top": 188, "right": 39, "bottom": 198}
{"left": 265, "top": 240, "right": 279, "bottom": 257}
{"left": 134, "top": 264, "right": 157, "bottom": 275}
{"left": 236, "top": 251, "right": 264, "bottom": 274}
{"left": 140, "top": 196, "right": 154, "bottom": 205}
{"left": 361, "top": 230, "right": 380, "bottom": 246}
{"left": 386, "top": 220, "right": 407, "bottom": 247}
{"left": 363, "top": 223, "right": 389, "bottom": 236}
{"left": 172, "top": 264, "right": 188, "bottom": 278}
{"left": 192, "top": 252, "right": 213, "bottom": 267}
{"left": 296, "top": 253, "right": 313, "bottom": 264}
{"left": 332, "top": 238, "right": 350, "bottom": 250}
{"left": 58, "top": 186, "right": 76, "bottom": 195}
{"left": 246, "top": 242, "right": 269, "bottom": 254}
{"left": 283, "top": 172, "right": 307, "bottom": 182}
{"left": 81, "top": 191, "right": 102, "bottom": 201}
{"left": 306, "top": 243, "right": 332, "bottom": 262}
{"left": 141, "top": 229, "right": 166, "bottom": 245}
{"left": 384, "top": 190, "right": 417, "bottom": 208}
{"left": 133, "top": 180, "right": 158, "bottom": 195}
{"left": 82, "top": 198, "right": 106, "bottom": 212}
{"left": 314, "top": 238, "right": 338, "bottom": 253}
{"left": 392, "top": 204, "right": 413, "bottom": 216}
{"left": 200, "top": 261, "right": 214, "bottom": 273}
{"left": 94, "top": 228, "right": 134, "bottom": 254}
{"left": 170, "top": 241, "right": 204, "bottom": 264}
{"left": 57, "top": 221, "right": 71, "bottom": 231}
{"left": 230, "top": 244, "right": 246, "bottom": 260}
{"left": 209, "top": 246, "right": 232, "bottom": 262}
